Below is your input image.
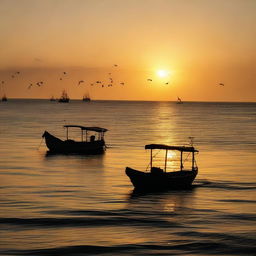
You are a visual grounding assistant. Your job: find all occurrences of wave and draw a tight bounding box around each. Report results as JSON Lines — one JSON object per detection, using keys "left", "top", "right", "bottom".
{"left": 194, "top": 179, "right": 256, "bottom": 190}
{"left": 0, "top": 216, "right": 180, "bottom": 229}
{"left": 2, "top": 241, "right": 256, "bottom": 256}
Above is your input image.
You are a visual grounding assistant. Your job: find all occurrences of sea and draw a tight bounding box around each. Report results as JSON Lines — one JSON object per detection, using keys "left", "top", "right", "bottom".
{"left": 0, "top": 99, "right": 255, "bottom": 256}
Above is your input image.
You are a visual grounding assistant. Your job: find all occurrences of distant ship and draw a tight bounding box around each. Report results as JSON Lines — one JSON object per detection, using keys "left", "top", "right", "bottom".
{"left": 176, "top": 97, "right": 183, "bottom": 104}
{"left": 2, "top": 94, "right": 7, "bottom": 102}
{"left": 82, "top": 93, "right": 91, "bottom": 102}
{"left": 58, "top": 90, "right": 69, "bottom": 103}
{"left": 50, "top": 96, "right": 56, "bottom": 101}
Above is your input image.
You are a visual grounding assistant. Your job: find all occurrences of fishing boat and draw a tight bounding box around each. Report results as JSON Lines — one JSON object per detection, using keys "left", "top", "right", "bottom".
{"left": 177, "top": 97, "right": 183, "bottom": 104}
{"left": 126, "top": 144, "right": 199, "bottom": 191}
{"left": 82, "top": 93, "right": 91, "bottom": 102}
{"left": 2, "top": 94, "right": 7, "bottom": 102}
{"left": 58, "top": 90, "right": 69, "bottom": 103}
{"left": 50, "top": 96, "right": 56, "bottom": 101}
{"left": 42, "top": 125, "right": 108, "bottom": 154}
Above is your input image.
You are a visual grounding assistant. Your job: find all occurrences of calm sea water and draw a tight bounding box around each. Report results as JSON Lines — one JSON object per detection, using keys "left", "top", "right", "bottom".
{"left": 0, "top": 99, "right": 255, "bottom": 256}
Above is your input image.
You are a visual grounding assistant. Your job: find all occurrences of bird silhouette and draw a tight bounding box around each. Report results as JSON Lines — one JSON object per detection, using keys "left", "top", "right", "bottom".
{"left": 63, "top": 72, "right": 67, "bottom": 75}
{"left": 165, "top": 82, "right": 169, "bottom": 85}
{"left": 114, "top": 64, "right": 118, "bottom": 67}
{"left": 27, "top": 84, "right": 33, "bottom": 89}
{"left": 78, "top": 80, "right": 84, "bottom": 85}
{"left": 147, "top": 79, "right": 152, "bottom": 82}
{"left": 60, "top": 78, "right": 62, "bottom": 80}
{"left": 219, "top": 83, "right": 224, "bottom": 86}
{"left": 120, "top": 82, "right": 125, "bottom": 85}
{"left": 96, "top": 81, "right": 101, "bottom": 84}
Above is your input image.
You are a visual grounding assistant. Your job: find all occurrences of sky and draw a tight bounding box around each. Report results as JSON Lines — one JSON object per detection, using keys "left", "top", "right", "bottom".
{"left": 0, "top": 0, "right": 255, "bottom": 101}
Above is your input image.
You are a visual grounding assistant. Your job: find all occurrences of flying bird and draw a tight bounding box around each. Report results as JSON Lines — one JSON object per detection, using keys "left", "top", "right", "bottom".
{"left": 165, "top": 82, "right": 169, "bottom": 85}
{"left": 78, "top": 80, "right": 84, "bottom": 85}
{"left": 60, "top": 78, "right": 62, "bottom": 80}
{"left": 120, "top": 82, "right": 125, "bottom": 85}
{"left": 219, "top": 83, "right": 224, "bottom": 86}
{"left": 27, "top": 84, "right": 33, "bottom": 89}
{"left": 15, "top": 71, "right": 20, "bottom": 75}
{"left": 63, "top": 72, "right": 67, "bottom": 75}
{"left": 114, "top": 64, "right": 118, "bottom": 67}
{"left": 147, "top": 79, "right": 152, "bottom": 82}
{"left": 96, "top": 81, "right": 101, "bottom": 84}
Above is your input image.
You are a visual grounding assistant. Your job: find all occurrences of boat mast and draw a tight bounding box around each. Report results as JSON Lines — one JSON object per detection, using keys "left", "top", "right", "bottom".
{"left": 164, "top": 149, "right": 168, "bottom": 172}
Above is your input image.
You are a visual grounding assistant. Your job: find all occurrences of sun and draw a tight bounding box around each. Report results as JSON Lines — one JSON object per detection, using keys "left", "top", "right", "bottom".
{"left": 157, "top": 70, "right": 170, "bottom": 78}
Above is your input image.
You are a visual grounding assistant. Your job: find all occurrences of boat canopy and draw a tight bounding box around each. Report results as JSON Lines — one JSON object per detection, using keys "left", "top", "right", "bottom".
{"left": 145, "top": 144, "right": 198, "bottom": 152}
{"left": 64, "top": 125, "right": 108, "bottom": 133}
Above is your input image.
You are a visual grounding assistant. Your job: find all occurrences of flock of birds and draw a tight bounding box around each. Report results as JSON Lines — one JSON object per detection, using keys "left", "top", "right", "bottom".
{"left": 1, "top": 65, "right": 127, "bottom": 94}
{"left": 1, "top": 64, "right": 225, "bottom": 101}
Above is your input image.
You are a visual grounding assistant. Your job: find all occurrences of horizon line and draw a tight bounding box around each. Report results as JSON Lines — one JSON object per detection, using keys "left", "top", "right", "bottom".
{"left": 2, "top": 98, "right": 256, "bottom": 103}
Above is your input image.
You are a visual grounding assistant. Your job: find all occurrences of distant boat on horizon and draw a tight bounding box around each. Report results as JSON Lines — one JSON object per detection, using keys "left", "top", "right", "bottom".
{"left": 82, "top": 93, "right": 91, "bottom": 102}
{"left": 2, "top": 94, "right": 7, "bottom": 102}
{"left": 177, "top": 97, "right": 183, "bottom": 104}
{"left": 58, "top": 90, "right": 69, "bottom": 103}
{"left": 50, "top": 96, "right": 56, "bottom": 101}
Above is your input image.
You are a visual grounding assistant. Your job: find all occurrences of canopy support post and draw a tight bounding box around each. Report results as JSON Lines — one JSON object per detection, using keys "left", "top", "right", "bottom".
{"left": 192, "top": 151, "right": 195, "bottom": 170}
{"left": 66, "top": 127, "right": 69, "bottom": 140}
{"left": 150, "top": 149, "right": 153, "bottom": 170}
{"left": 164, "top": 149, "right": 168, "bottom": 172}
{"left": 81, "top": 130, "right": 83, "bottom": 142}
{"left": 180, "top": 151, "right": 183, "bottom": 171}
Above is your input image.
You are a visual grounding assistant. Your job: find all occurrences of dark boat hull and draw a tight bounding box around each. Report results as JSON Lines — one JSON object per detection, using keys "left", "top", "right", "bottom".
{"left": 125, "top": 167, "right": 198, "bottom": 191}
{"left": 58, "top": 99, "right": 69, "bottom": 103}
{"left": 42, "top": 131, "right": 105, "bottom": 154}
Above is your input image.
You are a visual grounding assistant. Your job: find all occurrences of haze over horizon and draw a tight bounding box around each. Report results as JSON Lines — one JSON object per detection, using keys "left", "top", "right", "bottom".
{"left": 0, "top": 0, "right": 255, "bottom": 101}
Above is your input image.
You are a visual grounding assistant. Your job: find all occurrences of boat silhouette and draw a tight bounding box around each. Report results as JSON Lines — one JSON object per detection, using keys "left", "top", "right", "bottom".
{"left": 42, "top": 125, "right": 108, "bottom": 154}
{"left": 82, "top": 93, "right": 91, "bottom": 102}
{"left": 2, "top": 94, "right": 7, "bottom": 102}
{"left": 126, "top": 144, "right": 199, "bottom": 191}
{"left": 58, "top": 90, "right": 69, "bottom": 103}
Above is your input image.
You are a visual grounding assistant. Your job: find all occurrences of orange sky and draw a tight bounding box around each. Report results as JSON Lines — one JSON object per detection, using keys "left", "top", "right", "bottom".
{"left": 0, "top": 0, "right": 255, "bottom": 101}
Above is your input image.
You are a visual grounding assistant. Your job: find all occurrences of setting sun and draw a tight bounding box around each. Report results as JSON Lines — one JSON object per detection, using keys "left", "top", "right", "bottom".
{"left": 157, "top": 70, "right": 170, "bottom": 78}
